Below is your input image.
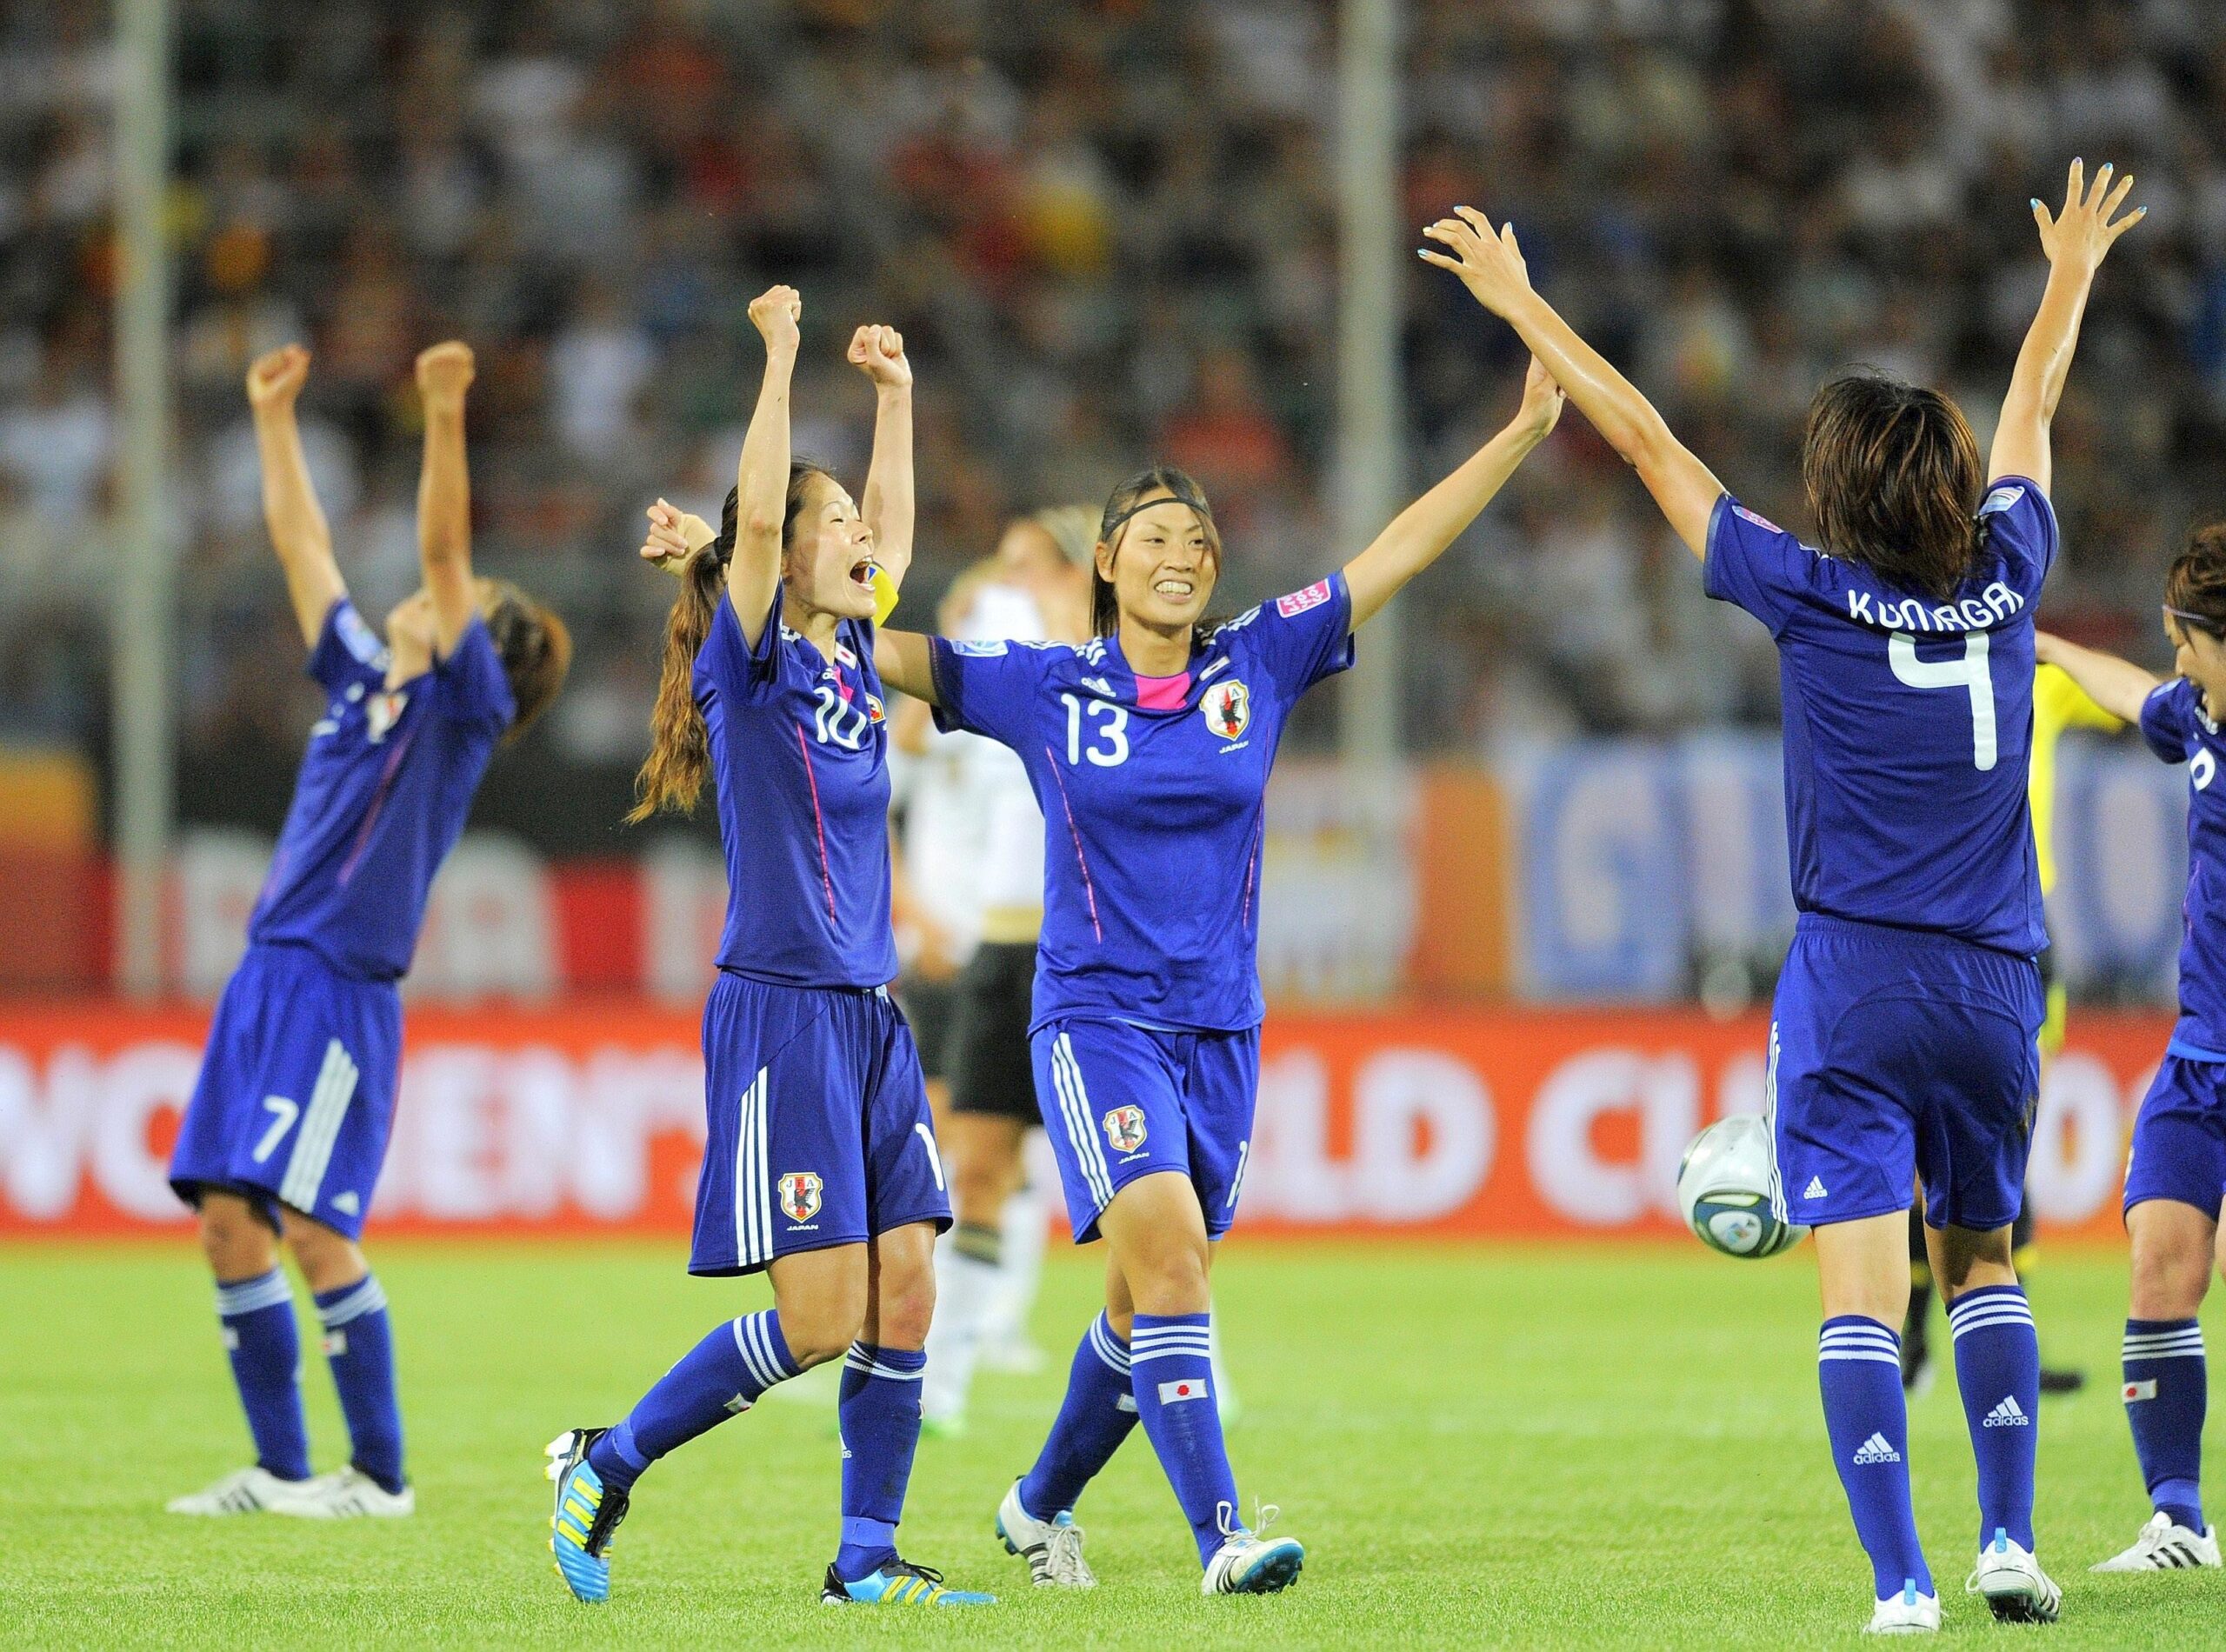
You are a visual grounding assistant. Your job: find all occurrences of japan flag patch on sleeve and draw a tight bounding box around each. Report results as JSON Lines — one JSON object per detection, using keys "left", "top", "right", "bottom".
{"left": 1276, "top": 579, "right": 1332, "bottom": 617}
{"left": 1157, "top": 1376, "right": 1210, "bottom": 1405}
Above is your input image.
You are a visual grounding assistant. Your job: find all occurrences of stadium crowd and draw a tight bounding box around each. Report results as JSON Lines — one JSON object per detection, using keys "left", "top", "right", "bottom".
{"left": 2, "top": 0, "right": 2223, "bottom": 822}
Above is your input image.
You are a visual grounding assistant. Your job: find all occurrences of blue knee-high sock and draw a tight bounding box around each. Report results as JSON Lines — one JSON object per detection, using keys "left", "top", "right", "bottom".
{"left": 1819, "top": 1317, "right": 1933, "bottom": 1599}
{"left": 1948, "top": 1285, "right": 2039, "bottom": 1551}
{"left": 835, "top": 1343, "right": 927, "bottom": 1580}
{"left": 314, "top": 1275, "right": 403, "bottom": 1494}
{"left": 1130, "top": 1312, "right": 1241, "bottom": 1567}
{"left": 587, "top": 1309, "right": 797, "bottom": 1495}
{"left": 1018, "top": 1311, "right": 1139, "bottom": 1519}
{"left": 2123, "top": 1318, "right": 2207, "bottom": 1532}
{"left": 216, "top": 1269, "right": 311, "bottom": 1482}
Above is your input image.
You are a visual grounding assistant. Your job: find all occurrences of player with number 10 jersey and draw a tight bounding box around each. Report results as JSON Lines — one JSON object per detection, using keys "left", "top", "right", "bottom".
{"left": 1423, "top": 162, "right": 2143, "bottom": 1630}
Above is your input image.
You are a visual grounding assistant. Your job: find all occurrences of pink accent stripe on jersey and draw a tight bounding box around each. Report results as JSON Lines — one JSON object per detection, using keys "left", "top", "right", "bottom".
{"left": 336, "top": 725, "right": 420, "bottom": 887}
{"left": 1135, "top": 670, "right": 1190, "bottom": 711}
{"left": 1240, "top": 819, "right": 1262, "bottom": 929}
{"left": 1043, "top": 745, "right": 1103, "bottom": 942}
{"left": 795, "top": 722, "right": 838, "bottom": 923}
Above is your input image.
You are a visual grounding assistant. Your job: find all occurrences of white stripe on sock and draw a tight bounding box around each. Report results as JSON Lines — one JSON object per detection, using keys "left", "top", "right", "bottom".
{"left": 215, "top": 1269, "right": 294, "bottom": 1317}
{"left": 316, "top": 1276, "right": 387, "bottom": 1328}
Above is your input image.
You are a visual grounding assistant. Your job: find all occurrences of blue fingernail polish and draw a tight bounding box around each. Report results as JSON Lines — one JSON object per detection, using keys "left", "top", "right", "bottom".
{"left": 2030, "top": 198, "right": 2042, "bottom": 209}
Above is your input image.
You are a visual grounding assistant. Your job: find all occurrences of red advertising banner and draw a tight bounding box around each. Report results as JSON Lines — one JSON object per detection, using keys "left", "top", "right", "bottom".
{"left": 0, "top": 1003, "right": 2165, "bottom": 1240}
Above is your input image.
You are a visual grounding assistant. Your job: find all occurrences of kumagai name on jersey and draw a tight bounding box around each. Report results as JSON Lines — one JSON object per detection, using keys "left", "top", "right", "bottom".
{"left": 2139, "top": 676, "right": 2226, "bottom": 1061}
{"left": 1703, "top": 479, "right": 2056, "bottom": 956}
{"left": 927, "top": 575, "right": 1356, "bottom": 1033}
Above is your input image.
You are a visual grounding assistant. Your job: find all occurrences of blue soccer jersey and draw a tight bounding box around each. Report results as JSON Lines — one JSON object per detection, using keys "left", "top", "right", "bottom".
{"left": 1704, "top": 481, "right": 2056, "bottom": 955}
{"left": 248, "top": 599, "right": 515, "bottom": 980}
{"left": 697, "top": 586, "right": 898, "bottom": 989}
{"left": 928, "top": 574, "right": 1356, "bottom": 1032}
{"left": 2137, "top": 675, "right": 2226, "bottom": 1059}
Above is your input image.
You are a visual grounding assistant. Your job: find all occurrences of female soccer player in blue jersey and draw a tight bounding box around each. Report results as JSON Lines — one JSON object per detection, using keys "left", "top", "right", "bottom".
{"left": 546, "top": 287, "right": 991, "bottom": 1609}
{"left": 168, "top": 341, "right": 570, "bottom": 1518}
{"left": 1423, "top": 161, "right": 2143, "bottom": 1631}
{"left": 2034, "top": 563, "right": 2226, "bottom": 1576}
{"left": 872, "top": 316, "right": 1567, "bottom": 1594}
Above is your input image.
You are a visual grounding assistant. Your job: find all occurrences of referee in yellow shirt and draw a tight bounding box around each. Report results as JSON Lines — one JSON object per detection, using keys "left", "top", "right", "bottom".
{"left": 1901, "top": 663, "right": 2123, "bottom": 1394}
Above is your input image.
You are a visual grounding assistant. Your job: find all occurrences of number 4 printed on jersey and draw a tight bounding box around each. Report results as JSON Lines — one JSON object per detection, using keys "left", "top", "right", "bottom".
{"left": 1889, "top": 630, "right": 1996, "bottom": 770}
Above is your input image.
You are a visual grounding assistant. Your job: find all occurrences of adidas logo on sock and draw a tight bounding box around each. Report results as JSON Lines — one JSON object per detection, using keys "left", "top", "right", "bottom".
{"left": 1982, "top": 1396, "right": 2029, "bottom": 1429}
{"left": 1803, "top": 1176, "right": 1828, "bottom": 1200}
{"left": 1852, "top": 1432, "right": 1902, "bottom": 1466}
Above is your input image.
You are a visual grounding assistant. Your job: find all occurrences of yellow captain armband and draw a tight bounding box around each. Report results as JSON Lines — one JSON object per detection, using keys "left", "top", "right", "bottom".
{"left": 870, "top": 564, "right": 901, "bottom": 626}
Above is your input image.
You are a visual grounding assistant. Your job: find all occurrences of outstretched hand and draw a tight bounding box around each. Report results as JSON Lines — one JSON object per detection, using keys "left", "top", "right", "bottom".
{"left": 246, "top": 344, "right": 310, "bottom": 411}
{"left": 1511, "top": 355, "right": 1565, "bottom": 442}
{"left": 1418, "top": 208, "right": 1535, "bottom": 317}
{"left": 2033, "top": 158, "right": 2143, "bottom": 275}
{"left": 640, "top": 497, "right": 716, "bottom": 578}
{"left": 414, "top": 340, "right": 476, "bottom": 408}
{"left": 848, "top": 323, "right": 911, "bottom": 390}
{"left": 749, "top": 284, "right": 803, "bottom": 355}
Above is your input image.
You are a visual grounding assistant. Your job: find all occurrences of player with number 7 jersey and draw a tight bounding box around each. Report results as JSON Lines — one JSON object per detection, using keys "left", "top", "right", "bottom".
{"left": 876, "top": 309, "right": 1567, "bottom": 1592}
{"left": 1420, "top": 162, "right": 2144, "bottom": 1629}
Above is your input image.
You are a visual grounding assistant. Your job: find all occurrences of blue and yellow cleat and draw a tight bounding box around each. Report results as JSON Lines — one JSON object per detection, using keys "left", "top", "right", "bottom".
{"left": 819, "top": 1559, "right": 996, "bottom": 1607}
{"left": 545, "top": 1428, "right": 630, "bottom": 1604}
{"left": 1202, "top": 1503, "right": 1304, "bottom": 1595}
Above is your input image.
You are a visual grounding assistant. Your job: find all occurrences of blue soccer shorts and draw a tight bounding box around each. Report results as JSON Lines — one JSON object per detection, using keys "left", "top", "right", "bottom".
{"left": 169, "top": 941, "right": 403, "bottom": 1242}
{"left": 2123, "top": 1055, "right": 2226, "bottom": 1222}
{"left": 1766, "top": 913, "right": 2043, "bottom": 1233}
{"left": 690, "top": 972, "right": 952, "bottom": 1277}
{"left": 1031, "top": 1016, "right": 1259, "bottom": 1244}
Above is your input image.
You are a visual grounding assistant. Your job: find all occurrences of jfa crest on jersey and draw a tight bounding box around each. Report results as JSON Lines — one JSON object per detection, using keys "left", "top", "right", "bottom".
{"left": 694, "top": 586, "right": 898, "bottom": 989}
{"left": 1702, "top": 483, "right": 2055, "bottom": 955}
{"left": 928, "top": 574, "right": 1356, "bottom": 1032}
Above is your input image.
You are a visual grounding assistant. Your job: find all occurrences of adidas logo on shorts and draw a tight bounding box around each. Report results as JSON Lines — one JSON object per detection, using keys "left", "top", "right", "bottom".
{"left": 1982, "top": 1396, "right": 2030, "bottom": 1429}
{"left": 1852, "top": 1432, "right": 1902, "bottom": 1466}
{"left": 1803, "top": 1176, "right": 1828, "bottom": 1200}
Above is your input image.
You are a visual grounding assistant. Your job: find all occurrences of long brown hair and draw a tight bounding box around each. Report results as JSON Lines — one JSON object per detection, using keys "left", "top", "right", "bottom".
{"left": 1090, "top": 464, "right": 1223, "bottom": 638}
{"left": 1802, "top": 374, "right": 1983, "bottom": 603}
{"left": 2165, "top": 520, "right": 2226, "bottom": 636}
{"left": 482, "top": 581, "right": 571, "bottom": 744}
{"left": 628, "top": 461, "right": 830, "bottom": 823}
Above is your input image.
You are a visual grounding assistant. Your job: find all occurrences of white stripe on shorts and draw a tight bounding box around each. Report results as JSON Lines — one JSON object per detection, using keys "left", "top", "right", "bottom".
{"left": 1763, "top": 1022, "right": 1787, "bottom": 1223}
{"left": 279, "top": 1039, "right": 358, "bottom": 1212}
{"left": 733, "top": 1067, "right": 772, "bottom": 1267}
{"left": 1050, "top": 1033, "right": 1114, "bottom": 1209}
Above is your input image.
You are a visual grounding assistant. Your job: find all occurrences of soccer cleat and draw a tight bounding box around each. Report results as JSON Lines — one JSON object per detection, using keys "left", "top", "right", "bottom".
{"left": 165, "top": 1465, "right": 319, "bottom": 1515}
{"left": 1201, "top": 1502, "right": 1303, "bottom": 1595}
{"left": 1966, "top": 1529, "right": 2061, "bottom": 1622}
{"left": 2038, "top": 1365, "right": 2086, "bottom": 1396}
{"left": 545, "top": 1428, "right": 629, "bottom": 1603}
{"left": 995, "top": 1481, "right": 1096, "bottom": 1588}
{"left": 290, "top": 1466, "right": 415, "bottom": 1517}
{"left": 2090, "top": 1510, "right": 2222, "bottom": 1572}
{"left": 819, "top": 1559, "right": 996, "bottom": 1606}
{"left": 1863, "top": 1579, "right": 1941, "bottom": 1634}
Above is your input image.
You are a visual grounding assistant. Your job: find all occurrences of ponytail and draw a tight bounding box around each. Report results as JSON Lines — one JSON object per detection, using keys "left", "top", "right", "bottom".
{"left": 628, "top": 523, "right": 728, "bottom": 823}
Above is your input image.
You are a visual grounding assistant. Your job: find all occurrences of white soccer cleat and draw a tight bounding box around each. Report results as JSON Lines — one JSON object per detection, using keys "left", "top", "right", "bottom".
{"left": 1863, "top": 1580, "right": 1940, "bottom": 1634}
{"left": 165, "top": 1465, "right": 319, "bottom": 1516}
{"left": 994, "top": 1481, "right": 1095, "bottom": 1588}
{"left": 287, "top": 1466, "right": 416, "bottom": 1517}
{"left": 1201, "top": 1502, "right": 1303, "bottom": 1595}
{"left": 1966, "top": 1530, "right": 2061, "bottom": 1622}
{"left": 2090, "top": 1510, "right": 2221, "bottom": 1572}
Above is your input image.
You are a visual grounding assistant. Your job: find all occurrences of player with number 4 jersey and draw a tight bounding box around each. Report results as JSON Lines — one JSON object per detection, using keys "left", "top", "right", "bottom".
{"left": 1423, "top": 159, "right": 2143, "bottom": 1630}
{"left": 876, "top": 256, "right": 1565, "bottom": 1593}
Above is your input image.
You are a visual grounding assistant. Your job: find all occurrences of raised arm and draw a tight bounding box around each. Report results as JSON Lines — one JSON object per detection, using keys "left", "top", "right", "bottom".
{"left": 1421, "top": 210, "right": 1725, "bottom": 560}
{"left": 2034, "top": 630, "right": 2160, "bottom": 725}
{"left": 1991, "top": 160, "right": 2144, "bottom": 494}
{"left": 874, "top": 629, "right": 938, "bottom": 705}
{"left": 731, "top": 285, "right": 803, "bottom": 649}
{"left": 850, "top": 323, "right": 915, "bottom": 594}
{"left": 413, "top": 341, "right": 477, "bottom": 656}
{"left": 1345, "top": 356, "right": 1563, "bottom": 629}
{"left": 245, "top": 346, "right": 346, "bottom": 649}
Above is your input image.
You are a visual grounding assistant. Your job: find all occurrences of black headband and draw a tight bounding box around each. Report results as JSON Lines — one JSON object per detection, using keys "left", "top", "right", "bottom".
{"left": 1101, "top": 487, "right": 1211, "bottom": 547}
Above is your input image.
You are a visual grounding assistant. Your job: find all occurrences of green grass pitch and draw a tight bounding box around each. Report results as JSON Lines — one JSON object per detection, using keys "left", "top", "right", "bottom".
{"left": 3, "top": 1239, "right": 2218, "bottom": 1648}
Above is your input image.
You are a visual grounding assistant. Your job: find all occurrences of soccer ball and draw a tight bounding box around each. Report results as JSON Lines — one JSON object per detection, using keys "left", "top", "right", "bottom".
{"left": 1676, "top": 1114, "right": 1808, "bottom": 1259}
